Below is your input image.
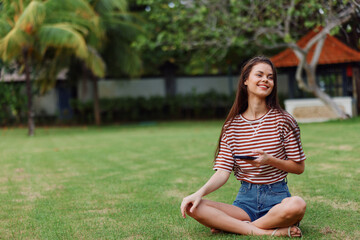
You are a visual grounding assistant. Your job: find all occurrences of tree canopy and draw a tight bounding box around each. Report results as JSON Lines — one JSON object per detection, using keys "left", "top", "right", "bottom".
{"left": 134, "top": 0, "right": 359, "bottom": 75}
{"left": 133, "top": 0, "right": 359, "bottom": 118}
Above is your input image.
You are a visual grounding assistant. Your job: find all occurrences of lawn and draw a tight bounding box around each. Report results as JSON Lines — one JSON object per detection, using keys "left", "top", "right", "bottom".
{"left": 0, "top": 119, "right": 359, "bottom": 239}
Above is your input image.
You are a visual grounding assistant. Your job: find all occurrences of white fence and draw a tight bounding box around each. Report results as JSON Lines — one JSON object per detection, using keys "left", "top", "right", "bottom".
{"left": 285, "top": 97, "right": 356, "bottom": 122}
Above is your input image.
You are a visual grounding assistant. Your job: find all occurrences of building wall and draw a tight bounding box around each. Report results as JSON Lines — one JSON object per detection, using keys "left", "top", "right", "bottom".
{"left": 33, "top": 73, "right": 289, "bottom": 115}
{"left": 77, "top": 73, "right": 289, "bottom": 102}
{"left": 176, "top": 76, "right": 233, "bottom": 94}
{"left": 99, "top": 78, "right": 165, "bottom": 98}
{"left": 33, "top": 88, "right": 58, "bottom": 115}
{"left": 277, "top": 74, "right": 289, "bottom": 95}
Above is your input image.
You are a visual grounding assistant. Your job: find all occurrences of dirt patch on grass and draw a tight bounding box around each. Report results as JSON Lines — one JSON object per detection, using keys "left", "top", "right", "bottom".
{"left": 0, "top": 177, "right": 8, "bottom": 183}
{"left": 320, "top": 226, "right": 337, "bottom": 235}
{"left": 169, "top": 225, "right": 194, "bottom": 239}
{"left": 15, "top": 192, "right": 43, "bottom": 202}
{"left": 305, "top": 196, "right": 359, "bottom": 211}
{"left": 28, "top": 145, "right": 107, "bottom": 153}
{"left": 165, "top": 189, "right": 187, "bottom": 199}
{"left": 19, "top": 186, "right": 44, "bottom": 202}
{"left": 327, "top": 145, "right": 353, "bottom": 151}
{"left": 325, "top": 229, "right": 359, "bottom": 240}
{"left": 13, "top": 168, "right": 31, "bottom": 182}
{"left": 174, "top": 178, "right": 184, "bottom": 183}
{"left": 317, "top": 163, "right": 343, "bottom": 171}
{"left": 120, "top": 193, "right": 134, "bottom": 200}
{"left": 43, "top": 184, "right": 64, "bottom": 191}
{"left": 87, "top": 208, "right": 118, "bottom": 214}
{"left": 0, "top": 186, "right": 8, "bottom": 194}
{"left": 122, "top": 235, "right": 144, "bottom": 240}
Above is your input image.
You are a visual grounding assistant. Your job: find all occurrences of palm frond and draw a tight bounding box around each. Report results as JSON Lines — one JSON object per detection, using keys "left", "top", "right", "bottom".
{"left": 84, "top": 46, "right": 105, "bottom": 78}
{"left": 45, "top": 0, "right": 98, "bottom": 24}
{"left": 45, "top": 0, "right": 94, "bottom": 15}
{"left": 45, "top": 12, "right": 100, "bottom": 35}
{"left": 93, "top": 0, "right": 128, "bottom": 15}
{"left": 35, "top": 50, "right": 71, "bottom": 94}
{"left": 104, "top": 39, "right": 142, "bottom": 77}
{"left": 16, "top": 1, "right": 46, "bottom": 31}
{"left": 38, "top": 23, "right": 89, "bottom": 59}
{"left": 45, "top": 0, "right": 104, "bottom": 43}
{"left": 0, "top": 18, "right": 12, "bottom": 37}
{"left": 0, "top": 27, "right": 29, "bottom": 61}
{"left": 108, "top": 12, "right": 146, "bottom": 24}
{"left": 103, "top": 18, "right": 144, "bottom": 41}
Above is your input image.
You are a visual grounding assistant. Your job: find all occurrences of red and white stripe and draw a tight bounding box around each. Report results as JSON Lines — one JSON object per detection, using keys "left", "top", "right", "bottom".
{"left": 213, "top": 109, "right": 306, "bottom": 184}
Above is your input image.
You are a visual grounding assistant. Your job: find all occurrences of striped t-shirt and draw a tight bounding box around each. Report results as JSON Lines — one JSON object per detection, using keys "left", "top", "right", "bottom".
{"left": 213, "top": 108, "right": 306, "bottom": 184}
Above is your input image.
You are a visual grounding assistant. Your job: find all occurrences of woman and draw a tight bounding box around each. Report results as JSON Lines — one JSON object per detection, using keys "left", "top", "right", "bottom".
{"left": 180, "top": 56, "right": 306, "bottom": 237}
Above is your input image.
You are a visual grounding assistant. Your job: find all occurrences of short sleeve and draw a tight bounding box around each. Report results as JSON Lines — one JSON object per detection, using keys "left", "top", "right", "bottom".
{"left": 213, "top": 133, "right": 234, "bottom": 172}
{"left": 283, "top": 117, "right": 306, "bottom": 162}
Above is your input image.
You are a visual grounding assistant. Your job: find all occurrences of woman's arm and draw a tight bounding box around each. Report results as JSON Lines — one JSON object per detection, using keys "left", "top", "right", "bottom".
{"left": 180, "top": 170, "right": 230, "bottom": 218}
{"left": 250, "top": 149, "right": 305, "bottom": 174}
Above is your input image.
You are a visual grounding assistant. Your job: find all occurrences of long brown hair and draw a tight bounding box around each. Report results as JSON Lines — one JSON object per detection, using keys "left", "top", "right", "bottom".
{"left": 214, "top": 56, "right": 283, "bottom": 160}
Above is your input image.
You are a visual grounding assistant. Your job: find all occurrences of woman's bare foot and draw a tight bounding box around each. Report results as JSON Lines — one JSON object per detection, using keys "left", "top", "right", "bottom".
{"left": 210, "top": 228, "right": 222, "bottom": 234}
{"left": 271, "top": 226, "right": 302, "bottom": 238}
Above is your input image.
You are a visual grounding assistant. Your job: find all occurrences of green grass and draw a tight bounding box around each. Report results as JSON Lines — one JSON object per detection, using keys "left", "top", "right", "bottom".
{"left": 0, "top": 119, "right": 359, "bottom": 239}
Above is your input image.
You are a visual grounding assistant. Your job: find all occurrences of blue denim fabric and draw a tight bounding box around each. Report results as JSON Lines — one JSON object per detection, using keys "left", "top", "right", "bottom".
{"left": 232, "top": 180, "right": 291, "bottom": 222}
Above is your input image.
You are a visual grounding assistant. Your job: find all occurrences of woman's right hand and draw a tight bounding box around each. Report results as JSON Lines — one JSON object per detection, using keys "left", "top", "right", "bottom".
{"left": 180, "top": 170, "right": 230, "bottom": 219}
{"left": 180, "top": 192, "right": 202, "bottom": 218}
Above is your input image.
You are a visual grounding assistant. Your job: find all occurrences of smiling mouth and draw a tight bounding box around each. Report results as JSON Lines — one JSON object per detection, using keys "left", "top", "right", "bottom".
{"left": 258, "top": 85, "right": 269, "bottom": 90}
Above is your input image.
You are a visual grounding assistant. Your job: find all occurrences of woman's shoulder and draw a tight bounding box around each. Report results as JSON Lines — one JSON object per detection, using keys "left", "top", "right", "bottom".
{"left": 224, "top": 115, "right": 242, "bottom": 127}
{"left": 272, "top": 108, "right": 298, "bottom": 129}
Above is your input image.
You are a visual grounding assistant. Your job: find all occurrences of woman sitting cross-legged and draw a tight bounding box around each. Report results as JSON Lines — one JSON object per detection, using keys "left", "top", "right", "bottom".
{"left": 180, "top": 56, "right": 306, "bottom": 238}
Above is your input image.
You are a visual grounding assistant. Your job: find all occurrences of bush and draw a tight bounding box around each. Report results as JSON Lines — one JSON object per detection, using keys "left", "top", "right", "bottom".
{"left": 0, "top": 87, "right": 287, "bottom": 125}
{"left": 0, "top": 83, "right": 27, "bottom": 125}
{"left": 71, "top": 90, "right": 235, "bottom": 124}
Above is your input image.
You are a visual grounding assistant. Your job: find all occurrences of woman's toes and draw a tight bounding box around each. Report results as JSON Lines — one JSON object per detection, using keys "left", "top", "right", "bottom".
{"left": 272, "top": 226, "right": 302, "bottom": 237}
{"left": 289, "top": 226, "right": 302, "bottom": 237}
{"left": 210, "top": 228, "right": 222, "bottom": 234}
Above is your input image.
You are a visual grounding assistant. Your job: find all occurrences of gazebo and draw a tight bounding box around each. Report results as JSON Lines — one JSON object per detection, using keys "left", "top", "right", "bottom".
{"left": 271, "top": 28, "right": 360, "bottom": 120}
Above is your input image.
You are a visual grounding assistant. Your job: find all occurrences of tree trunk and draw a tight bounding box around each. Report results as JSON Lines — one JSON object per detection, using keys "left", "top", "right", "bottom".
{"left": 353, "top": 67, "right": 360, "bottom": 114}
{"left": 160, "top": 61, "right": 178, "bottom": 96}
{"left": 92, "top": 74, "right": 101, "bottom": 126}
{"left": 23, "top": 48, "right": 35, "bottom": 136}
{"left": 313, "top": 86, "right": 348, "bottom": 119}
{"left": 294, "top": 48, "right": 348, "bottom": 120}
{"left": 306, "top": 67, "right": 348, "bottom": 119}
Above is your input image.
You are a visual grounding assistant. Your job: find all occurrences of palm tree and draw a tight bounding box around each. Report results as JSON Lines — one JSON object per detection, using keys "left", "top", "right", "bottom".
{"left": 0, "top": 0, "right": 105, "bottom": 135}
{"left": 81, "top": 0, "right": 143, "bottom": 125}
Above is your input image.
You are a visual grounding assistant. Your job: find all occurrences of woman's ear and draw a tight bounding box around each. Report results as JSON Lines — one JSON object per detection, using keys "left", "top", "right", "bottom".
{"left": 244, "top": 80, "right": 248, "bottom": 86}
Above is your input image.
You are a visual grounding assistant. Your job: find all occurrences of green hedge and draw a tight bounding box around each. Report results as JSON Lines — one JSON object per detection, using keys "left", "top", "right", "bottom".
{"left": 0, "top": 83, "right": 27, "bottom": 125}
{"left": 70, "top": 91, "right": 235, "bottom": 123}
{"left": 0, "top": 89, "right": 287, "bottom": 125}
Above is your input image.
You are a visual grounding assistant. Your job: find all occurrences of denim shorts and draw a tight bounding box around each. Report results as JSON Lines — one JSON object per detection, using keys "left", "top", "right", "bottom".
{"left": 233, "top": 180, "right": 291, "bottom": 222}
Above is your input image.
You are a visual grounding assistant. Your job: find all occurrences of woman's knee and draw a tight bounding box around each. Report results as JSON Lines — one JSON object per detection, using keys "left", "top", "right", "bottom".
{"left": 185, "top": 199, "right": 207, "bottom": 219}
{"left": 282, "top": 196, "right": 306, "bottom": 219}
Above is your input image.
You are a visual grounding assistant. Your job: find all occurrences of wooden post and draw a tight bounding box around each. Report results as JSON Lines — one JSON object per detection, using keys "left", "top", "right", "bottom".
{"left": 353, "top": 66, "right": 360, "bottom": 114}
{"left": 92, "top": 74, "right": 101, "bottom": 126}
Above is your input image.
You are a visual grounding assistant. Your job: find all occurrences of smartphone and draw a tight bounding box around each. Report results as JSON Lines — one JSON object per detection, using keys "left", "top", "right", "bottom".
{"left": 233, "top": 155, "right": 257, "bottom": 160}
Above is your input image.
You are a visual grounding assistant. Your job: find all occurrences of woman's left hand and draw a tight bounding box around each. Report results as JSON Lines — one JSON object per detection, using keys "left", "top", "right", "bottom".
{"left": 245, "top": 149, "right": 272, "bottom": 167}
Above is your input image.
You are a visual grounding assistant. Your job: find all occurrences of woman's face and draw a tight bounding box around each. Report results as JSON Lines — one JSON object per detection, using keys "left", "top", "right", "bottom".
{"left": 244, "top": 63, "right": 274, "bottom": 99}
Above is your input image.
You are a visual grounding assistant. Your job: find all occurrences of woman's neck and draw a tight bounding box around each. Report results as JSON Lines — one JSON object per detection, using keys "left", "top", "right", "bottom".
{"left": 243, "top": 97, "right": 269, "bottom": 120}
